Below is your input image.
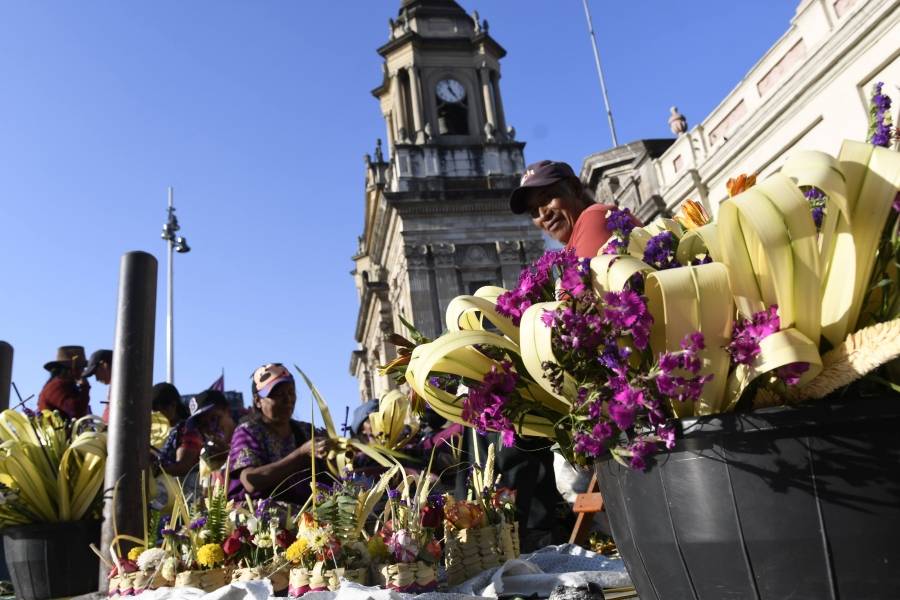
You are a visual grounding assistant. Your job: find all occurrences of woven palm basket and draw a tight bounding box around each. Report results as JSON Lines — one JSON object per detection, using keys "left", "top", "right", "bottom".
{"left": 288, "top": 565, "right": 368, "bottom": 597}
{"left": 174, "top": 566, "right": 232, "bottom": 592}
{"left": 231, "top": 565, "right": 290, "bottom": 593}
{"left": 372, "top": 561, "right": 437, "bottom": 592}
{"left": 753, "top": 318, "right": 900, "bottom": 409}
{"left": 445, "top": 521, "right": 519, "bottom": 585}
{"left": 132, "top": 570, "right": 174, "bottom": 593}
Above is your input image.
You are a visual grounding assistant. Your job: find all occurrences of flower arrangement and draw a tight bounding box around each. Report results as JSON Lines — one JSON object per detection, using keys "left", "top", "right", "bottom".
{"left": 401, "top": 99, "right": 900, "bottom": 470}
{"left": 443, "top": 442, "right": 519, "bottom": 584}
{"left": 287, "top": 468, "right": 397, "bottom": 597}
{"left": 0, "top": 409, "right": 106, "bottom": 527}
{"left": 368, "top": 465, "right": 443, "bottom": 593}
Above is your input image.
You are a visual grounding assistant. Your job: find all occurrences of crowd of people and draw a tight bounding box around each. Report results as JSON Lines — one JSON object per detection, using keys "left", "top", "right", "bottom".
{"left": 28, "top": 157, "right": 619, "bottom": 553}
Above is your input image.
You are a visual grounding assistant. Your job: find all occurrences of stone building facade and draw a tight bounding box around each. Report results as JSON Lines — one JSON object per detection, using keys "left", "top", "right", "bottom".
{"left": 349, "top": 0, "right": 544, "bottom": 403}
{"left": 584, "top": 0, "right": 900, "bottom": 219}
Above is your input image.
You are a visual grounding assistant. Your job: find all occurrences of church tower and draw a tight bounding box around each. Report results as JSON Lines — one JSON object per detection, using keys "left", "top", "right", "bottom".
{"left": 350, "top": 0, "right": 544, "bottom": 403}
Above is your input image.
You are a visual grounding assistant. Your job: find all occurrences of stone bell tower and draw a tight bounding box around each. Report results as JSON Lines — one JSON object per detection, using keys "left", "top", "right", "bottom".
{"left": 349, "top": 0, "right": 544, "bottom": 403}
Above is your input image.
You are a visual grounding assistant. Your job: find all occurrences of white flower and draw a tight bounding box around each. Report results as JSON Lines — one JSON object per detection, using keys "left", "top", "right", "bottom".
{"left": 136, "top": 548, "right": 168, "bottom": 572}
{"left": 160, "top": 557, "right": 179, "bottom": 582}
{"left": 246, "top": 516, "right": 259, "bottom": 533}
{"left": 253, "top": 533, "right": 273, "bottom": 548}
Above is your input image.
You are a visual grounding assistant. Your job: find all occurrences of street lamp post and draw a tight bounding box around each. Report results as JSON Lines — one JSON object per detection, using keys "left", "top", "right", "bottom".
{"left": 160, "top": 187, "right": 190, "bottom": 384}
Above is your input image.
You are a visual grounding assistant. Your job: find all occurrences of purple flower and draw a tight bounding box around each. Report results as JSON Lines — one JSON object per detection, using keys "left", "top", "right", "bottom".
{"left": 606, "top": 208, "right": 636, "bottom": 237}
{"left": 462, "top": 361, "right": 519, "bottom": 446}
{"left": 602, "top": 237, "right": 626, "bottom": 255}
{"left": 657, "top": 424, "right": 676, "bottom": 449}
{"left": 804, "top": 187, "right": 827, "bottom": 230}
{"left": 387, "top": 489, "right": 400, "bottom": 500}
{"left": 496, "top": 249, "right": 579, "bottom": 325}
{"left": 255, "top": 498, "right": 272, "bottom": 518}
{"left": 189, "top": 517, "right": 207, "bottom": 530}
{"left": 603, "top": 290, "right": 652, "bottom": 349}
{"left": 642, "top": 231, "right": 681, "bottom": 270}
{"left": 893, "top": 192, "right": 900, "bottom": 214}
{"left": 868, "top": 82, "right": 895, "bottom": 148}
{"left": 776, "top": 362, "right": 810, "bottom": 386}
{"left": 573, "top": 431, "right": 604, "bottom": 457}
{"left": 627, "top": 440, "right": 655, "bottom": 470}
{"left": 559, "top": 262, "right": 590, "bottom": 298}
{"left": 608, "top": 388, "right": 640, "bottom": 430}
{"left": 727, "top": 305, "right": 780, "bottom": 366}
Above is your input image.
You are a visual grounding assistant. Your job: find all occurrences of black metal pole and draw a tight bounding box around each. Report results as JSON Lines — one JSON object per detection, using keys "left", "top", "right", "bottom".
{"left": 0, "top": 341, "right": 12, "bottom": 411}
{"left": 99, "top": 252, "right": 157, "bottom": 588}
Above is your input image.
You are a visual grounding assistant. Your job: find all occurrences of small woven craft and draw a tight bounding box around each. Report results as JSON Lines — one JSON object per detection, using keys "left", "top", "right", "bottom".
{"left": 132, "top": 570, "right": 174, "bottom": 593}
{"left": 373, "top": 561, "right": 437, "bottom": 593}
{"left": 231, "top": 565, "right": 290, "bottom": 593}
{"left": 288, "top": 565, "right": 368, "bottom": 597}
{"left": 174, "top": 567, "right": 232, "bottom": 592}
{"left": 445, "top": 522, "right": 519, "bottom": 585}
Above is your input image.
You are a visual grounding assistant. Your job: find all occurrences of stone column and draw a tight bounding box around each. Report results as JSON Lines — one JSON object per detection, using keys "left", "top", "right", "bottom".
{"left": 100, "top": 251, "right": 157, "bottom": 588}
{"left": 522, "top": 239, "right": 545, "bottom": 265}
{"left": 404, "top": 243, "right": 439, "bottom": 339}
{"left": 431, "top": 243, "right": 459, "bottom": 330}
{"left": 0, "top": 341, "right": 12, "bottom": 410}
{"left": 391, "top": 72, "right": 407, "bottom": 142}
{"left": 497, "top": 241, "right": 523, "bottom": 289}
{"left": 408, "top": 67, "right": 424, "bottom": 142}
{"left": 492, "top": 73, "right": 507, "bottom": 133}
{"left": 479, "top": 67, "right": 497, "bottom": 135}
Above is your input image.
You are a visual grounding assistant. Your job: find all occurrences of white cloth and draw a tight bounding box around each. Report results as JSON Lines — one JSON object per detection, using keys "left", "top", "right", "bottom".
{"left": 74, "top": 545, "right": 629, "bottom": 600}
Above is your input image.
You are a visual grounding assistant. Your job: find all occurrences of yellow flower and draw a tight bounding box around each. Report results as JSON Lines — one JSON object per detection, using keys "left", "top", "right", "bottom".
{"left": 196, "top": 543, "right": 225, "bottom": 568}
{"left": 285, "top": 538, "right": 309, "bottom": 563}
{"left": 674, "top": 200, "right": 711, "bottom": 230}
{"left": 127, "top": 546, "right": 146, "bottom": 562}
{"left": 726, "top": 173, "right": 757, "bottom": 197}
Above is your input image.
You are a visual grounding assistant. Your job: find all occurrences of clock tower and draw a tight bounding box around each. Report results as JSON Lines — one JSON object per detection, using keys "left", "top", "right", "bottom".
{"left": 350, "top": 0, "right": 544, "bottom": 402}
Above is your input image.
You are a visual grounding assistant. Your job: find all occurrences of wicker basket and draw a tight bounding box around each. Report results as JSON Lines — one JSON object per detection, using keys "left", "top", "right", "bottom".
{"left": 288, "top": 564, "right": 368, "bottom": 597}
{"left": 132, "top": 570, "right": 174, "bottom": 593}
{"left": 445, "top": 521, "right": 519, "bottom": 585}
{"left": 372, "top": 561, "right": 437, "bottom": 593}
{"left": 231, "top": 565, "right": 290, "bottom": 594}
{"left": 174, "top": 566, "right": 232, "bottom": 592}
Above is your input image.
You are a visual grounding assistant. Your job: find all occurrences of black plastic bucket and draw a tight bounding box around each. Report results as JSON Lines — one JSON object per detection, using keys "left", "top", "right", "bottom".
{"left": 2, "top": 519, "right": 101, "bottom": 600}
{"left": 597, "top": 395, "right": 900, "bottom": 600}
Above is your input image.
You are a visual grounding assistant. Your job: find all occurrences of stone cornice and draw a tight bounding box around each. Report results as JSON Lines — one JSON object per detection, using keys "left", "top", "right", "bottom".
{"left": 377, "top": 30, "right": 507, "bottom": 60}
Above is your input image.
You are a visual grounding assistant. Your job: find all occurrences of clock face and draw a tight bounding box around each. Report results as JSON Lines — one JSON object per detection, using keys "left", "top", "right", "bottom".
{"left": 436, "top": 78, "right": 466, "bottom": 103}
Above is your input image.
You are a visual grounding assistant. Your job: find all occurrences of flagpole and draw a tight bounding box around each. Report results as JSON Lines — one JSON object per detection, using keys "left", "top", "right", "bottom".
{"left": 581, "top": 0, "right": 619, "bottom": 147}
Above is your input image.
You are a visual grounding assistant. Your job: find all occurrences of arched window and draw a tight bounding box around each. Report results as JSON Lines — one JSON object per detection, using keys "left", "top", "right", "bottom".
{"left": 438, "top": 99, "right": 468, "bottom": 135}
{"left": 398, "top": 70, "right": 415, "bottom": 137}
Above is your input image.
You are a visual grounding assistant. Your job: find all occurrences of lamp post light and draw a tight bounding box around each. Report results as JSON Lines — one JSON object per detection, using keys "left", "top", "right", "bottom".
{"left": 160, "top": 187, "right": 190, "bottom": 384}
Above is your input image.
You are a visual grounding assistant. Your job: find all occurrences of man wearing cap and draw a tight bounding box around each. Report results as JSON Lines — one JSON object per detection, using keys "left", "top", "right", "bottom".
{"left": 82, "top": 349, "right": 113, "bottom": 421}
{"left": 509, "top": 160, "right": 636, "bottom": 258}
{"left": 37, "top": 345, "right": 92, "bottom": 418}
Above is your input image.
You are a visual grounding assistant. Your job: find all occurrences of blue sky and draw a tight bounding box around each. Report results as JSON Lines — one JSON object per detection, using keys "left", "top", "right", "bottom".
{"left": 0, "top": 1, "right": 796, "bottom": 423}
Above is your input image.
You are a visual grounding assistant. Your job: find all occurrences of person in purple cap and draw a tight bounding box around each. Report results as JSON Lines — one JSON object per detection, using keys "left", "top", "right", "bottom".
{"left": 227, "top": 363, "right": 332, "bottom": 505}
{"left": 509, "top": 160, "right": 637, "bottom": 258}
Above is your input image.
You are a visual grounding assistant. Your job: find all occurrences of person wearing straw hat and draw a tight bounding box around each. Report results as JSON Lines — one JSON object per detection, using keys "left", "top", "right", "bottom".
{"left": 37, "top": 345, "right": 92, "bottom": 418}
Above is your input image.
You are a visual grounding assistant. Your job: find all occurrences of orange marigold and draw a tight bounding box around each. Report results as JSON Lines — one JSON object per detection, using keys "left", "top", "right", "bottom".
{"left": 674, "top": 200, "right": 711, "bottom": 230}
{"left": 726, "top": 173, "right": 757, "bottom": 197}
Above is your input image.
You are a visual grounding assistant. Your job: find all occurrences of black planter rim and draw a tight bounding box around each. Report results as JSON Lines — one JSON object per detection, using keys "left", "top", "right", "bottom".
{"left": 1, "top": 519, "right": 101, "bottom": 538}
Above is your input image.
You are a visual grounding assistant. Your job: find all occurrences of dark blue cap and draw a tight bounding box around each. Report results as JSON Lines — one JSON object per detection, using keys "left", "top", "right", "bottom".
{"left": 350, "top": 399, "right": 379, "bottom": 435}
{"left": 509, "top": 160, "right": 577, "bottom": 214}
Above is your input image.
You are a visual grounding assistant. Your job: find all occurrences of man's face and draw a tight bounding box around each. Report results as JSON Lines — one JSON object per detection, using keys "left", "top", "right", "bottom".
{"left": 96, "top": 361, "right": 111, "bottom": 385}
{"left": 527, "top": 185, "right": 581, "bottom": 244}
